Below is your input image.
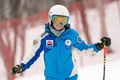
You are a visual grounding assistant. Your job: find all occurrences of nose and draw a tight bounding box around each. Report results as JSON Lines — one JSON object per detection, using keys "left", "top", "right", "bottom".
{"left": 59, "top": 22, "right": 63, "bottom": 25}
{"left": 56, "top": 23, "right": 64, "bottom": 26}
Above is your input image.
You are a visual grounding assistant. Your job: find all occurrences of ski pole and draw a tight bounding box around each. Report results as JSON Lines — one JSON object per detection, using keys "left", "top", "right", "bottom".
{"left": 10, "top": 75, "right": 15, "bottom": 80}
{"left": 10, "top": 70, "right": 15, "bottom": 80}
{"left": 103, "top": 45, "right": 107, "bottom": 80}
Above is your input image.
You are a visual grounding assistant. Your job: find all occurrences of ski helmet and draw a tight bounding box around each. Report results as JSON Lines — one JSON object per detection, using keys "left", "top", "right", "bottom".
{"left": 49, "top": 5, "right": 70, "bottom": 20}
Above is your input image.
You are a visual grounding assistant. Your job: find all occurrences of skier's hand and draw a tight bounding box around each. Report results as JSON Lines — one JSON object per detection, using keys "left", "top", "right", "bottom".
{"left": 96, "top": 36, "right": 111, "bottom": 50}
{"left": 101, "top": 36, "right": 111, "bottom": 47}
{"left": 11, "top": 65, "right": 24, "bottom": 75}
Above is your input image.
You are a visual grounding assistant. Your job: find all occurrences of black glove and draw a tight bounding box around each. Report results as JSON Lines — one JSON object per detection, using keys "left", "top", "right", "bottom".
{"left": 96, "top": 36, "right": 111, "bottom": 50}
{"left": 11, "top": 65, "right": 24, "bottom": 75}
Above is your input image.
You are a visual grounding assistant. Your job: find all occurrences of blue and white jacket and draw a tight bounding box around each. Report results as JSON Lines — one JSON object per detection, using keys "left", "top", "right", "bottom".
{"left": 21, "top": 23, "right": 99, "bottom": 79}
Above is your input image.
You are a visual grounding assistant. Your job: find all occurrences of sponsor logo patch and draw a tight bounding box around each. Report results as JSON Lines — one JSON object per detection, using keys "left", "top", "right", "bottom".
{"left": 46, "top": 40, "right": 53, "bottom": 49}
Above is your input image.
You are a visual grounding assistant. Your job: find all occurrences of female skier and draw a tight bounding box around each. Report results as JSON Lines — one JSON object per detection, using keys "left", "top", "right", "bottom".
{"left": 11, "top": 5, "right": 111, "bottom": 80}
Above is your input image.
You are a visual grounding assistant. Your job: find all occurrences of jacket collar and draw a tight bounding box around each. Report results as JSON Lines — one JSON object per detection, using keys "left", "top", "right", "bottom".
{"left": 45, "top": 22, "right": 71, "bottom": 37}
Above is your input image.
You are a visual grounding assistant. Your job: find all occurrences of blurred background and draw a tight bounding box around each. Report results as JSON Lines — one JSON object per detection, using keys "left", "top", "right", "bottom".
{"left": 0, "top": 0, "right": 120, "bottom": 80}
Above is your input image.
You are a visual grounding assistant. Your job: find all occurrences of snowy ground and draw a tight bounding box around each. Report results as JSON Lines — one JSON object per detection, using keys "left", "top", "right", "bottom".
{"left": 15, "top": 59, "right": 120, "bottom": 80}
{"left": 78, "top": 59, "right": 120, "bottom": 80}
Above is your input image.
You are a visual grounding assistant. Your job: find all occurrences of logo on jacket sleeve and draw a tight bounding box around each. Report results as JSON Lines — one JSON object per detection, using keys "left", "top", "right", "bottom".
{"left": 46, "top": 40, "right": 53, "bottom": 49}
{"left": 77, "top": 36, "right": 81, "bottom": 43}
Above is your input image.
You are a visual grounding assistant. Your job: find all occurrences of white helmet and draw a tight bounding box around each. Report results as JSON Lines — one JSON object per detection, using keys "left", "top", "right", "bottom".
{"left": 49, "top": 5, "right": 70, "bottom": 20}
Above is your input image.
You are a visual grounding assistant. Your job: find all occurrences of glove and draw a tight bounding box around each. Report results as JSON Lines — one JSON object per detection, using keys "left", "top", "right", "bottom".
{"left": 11, "top": 65, "right": 24, "bottom": 75}
{"left": 96, "top": 36, "right": 111, "bottom": 50}
{"left": 101, "top": 36, "right": 111, "bottom": 46}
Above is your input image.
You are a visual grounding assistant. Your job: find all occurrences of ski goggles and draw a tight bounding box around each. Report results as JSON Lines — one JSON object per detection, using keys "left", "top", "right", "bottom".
{"left": 52, "top": 15, "right": 69, "bottom": 25}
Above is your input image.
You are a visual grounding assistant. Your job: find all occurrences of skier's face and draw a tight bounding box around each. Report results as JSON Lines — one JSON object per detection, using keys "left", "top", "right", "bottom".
{"left": 53, "top": 23, "right": 64, "bottom": 31}
{"left": 52, "top": 15, "right": 68, "bottom": 31}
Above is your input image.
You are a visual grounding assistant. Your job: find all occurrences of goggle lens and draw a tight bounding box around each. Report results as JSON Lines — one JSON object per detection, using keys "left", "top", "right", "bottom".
{"left": 52, "top": 16, "right": 69, "bottom": 25}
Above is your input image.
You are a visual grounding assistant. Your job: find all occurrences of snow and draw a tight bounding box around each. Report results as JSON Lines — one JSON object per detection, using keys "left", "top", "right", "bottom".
{"left": 0, "top": 1, "right": 120, "bottom": 80}
{"left": 78, "top": 60, "right": 120, "bottom": 80}
{"left": 15, "top": 60, "right": 120, "bottom": 80}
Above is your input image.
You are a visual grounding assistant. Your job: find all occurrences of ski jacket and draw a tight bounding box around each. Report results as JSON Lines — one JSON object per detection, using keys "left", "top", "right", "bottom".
{"left": 21, "top": 23, "right": 99, "bottom": 79}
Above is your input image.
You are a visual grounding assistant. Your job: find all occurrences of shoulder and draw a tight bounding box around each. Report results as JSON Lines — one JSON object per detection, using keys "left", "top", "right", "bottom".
{"left": 70, "top": 28, "right": 79, "bottom": 36}
{"left": 65, "top": 24, "right": 79, "bottom": 36}
{"left": 32, "top": 28, "right": 48, "bottom": 45}
{"left": 41, "top": 32, "right": 49, "bottom": 40}
{"left": 70, "top": 28, "right": 82, "bottom": 42}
